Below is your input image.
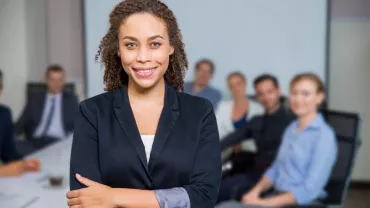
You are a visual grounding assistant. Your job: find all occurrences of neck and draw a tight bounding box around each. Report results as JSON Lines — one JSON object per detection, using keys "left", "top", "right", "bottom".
{"left": 48, "top": 91, "right": 60, "bottom": 96}
{"left": 193, "top": 82, "right": 207, "bottom": 93}
{"left": 298, "top": 111, "right": 317, "bottom": 131}
{"left": 234, "top": 96, "right": 248, "bottom": 105}
{"left": 266, "top": 103, "right": 281, "bottom": 115}
{"left": 127, "top": 79, "right": 165, "bottom": 106}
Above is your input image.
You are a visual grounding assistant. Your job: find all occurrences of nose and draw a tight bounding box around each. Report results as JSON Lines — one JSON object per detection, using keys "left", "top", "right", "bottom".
{"left": 136, "top": 46, "right": 151, "bottom": 63}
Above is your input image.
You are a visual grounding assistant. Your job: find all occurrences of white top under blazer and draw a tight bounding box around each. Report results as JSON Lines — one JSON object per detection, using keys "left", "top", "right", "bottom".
{"left": 141, "top": 135, "right": 155, "bottom": 163}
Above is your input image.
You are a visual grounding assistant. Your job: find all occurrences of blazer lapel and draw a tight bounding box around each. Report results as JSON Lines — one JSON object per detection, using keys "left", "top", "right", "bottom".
{"left": 149, "top": 83, "right": 179, "bottom": 171}
{"left": 113, "top": 87, "right": 151, "bottom": 177}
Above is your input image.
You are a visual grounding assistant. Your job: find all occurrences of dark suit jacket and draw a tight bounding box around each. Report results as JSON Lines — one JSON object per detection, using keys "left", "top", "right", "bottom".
{"left": 70, "top": 83, "right": 221, "bottom": 208}
{"left": 15, "top": 91, "right": 78, "bottom": 140}
{"left": 0, "top": 105, "right": 21, "bottom": 163}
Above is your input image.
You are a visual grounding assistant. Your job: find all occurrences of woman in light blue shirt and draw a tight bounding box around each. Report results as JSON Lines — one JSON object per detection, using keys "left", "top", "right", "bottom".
{"left": 238, "top": 73, "right": 338, "bottom": 207}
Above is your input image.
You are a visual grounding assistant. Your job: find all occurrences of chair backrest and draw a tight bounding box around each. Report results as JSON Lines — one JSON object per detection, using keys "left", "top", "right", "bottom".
{"left": 27, "top": 82, "right": 76, "bottom": 101}
{"left": 321, "top": 110, "right": 361, "bottom": 205}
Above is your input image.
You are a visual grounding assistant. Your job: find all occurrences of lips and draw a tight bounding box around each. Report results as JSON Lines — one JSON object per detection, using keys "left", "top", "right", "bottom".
{"left": 132, "top": 67, "right": 156, "bottom": 79}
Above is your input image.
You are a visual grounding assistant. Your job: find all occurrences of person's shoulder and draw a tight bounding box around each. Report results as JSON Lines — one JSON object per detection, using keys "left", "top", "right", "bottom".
{"left": 62, "top": 91, "right": 77, "bottom": 99}
{"left": 320, "top": 121, "right": 337, "bottom": 141}
{"left": 183, "top": 82, "right": 193, "bottom": 91}
{"left": 176, "top": 91, "right": 214, "bottom": 115}
{"left": 79, "top": 90, "right": 116, "bottom": 112}
{"left": 183, "top": 82, "right": 193, "bottom": 87}
{"left": 208, "top": 85, "right": 221, "bottom": 96}
{"left": 218, "top": 99, "right": 233, "bottom": 107}
{"left": 0, "top": 104, "right": 11, "bottom": 116}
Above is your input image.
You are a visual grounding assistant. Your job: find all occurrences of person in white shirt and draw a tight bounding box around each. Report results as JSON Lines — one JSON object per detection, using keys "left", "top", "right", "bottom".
{"left": 216, "top": 72, "right": 264, "bottom": 155}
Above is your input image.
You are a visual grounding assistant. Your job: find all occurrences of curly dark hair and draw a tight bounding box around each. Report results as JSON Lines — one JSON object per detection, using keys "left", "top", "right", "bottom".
{"left": 96, "top": 0, "right": 188, "bottom": 91}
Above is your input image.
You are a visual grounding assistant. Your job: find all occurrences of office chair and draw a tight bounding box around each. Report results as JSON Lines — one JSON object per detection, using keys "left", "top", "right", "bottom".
{"left": 26, "top": 82, "right": 76, "bottom": 101}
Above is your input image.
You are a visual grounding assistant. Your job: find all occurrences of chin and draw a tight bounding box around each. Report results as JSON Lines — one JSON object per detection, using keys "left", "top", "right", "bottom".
{"left": 293, "top": 110, "right": 309, "bottom": 117}
{"left": 131, "top": 77, "right": 163, "bottom": 90}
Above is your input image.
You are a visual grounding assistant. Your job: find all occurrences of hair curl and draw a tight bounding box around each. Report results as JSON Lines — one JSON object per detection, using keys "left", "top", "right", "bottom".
{"left": 96, "top": 0, "right": 188, "bottom": 91}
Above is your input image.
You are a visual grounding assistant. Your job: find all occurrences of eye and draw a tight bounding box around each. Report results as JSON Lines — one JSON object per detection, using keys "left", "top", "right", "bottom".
{"left": 150, "top": 42, "right": 162, "bottom": 48}
{"left": 125, "top": 43, "right": 137, "bottom": 49}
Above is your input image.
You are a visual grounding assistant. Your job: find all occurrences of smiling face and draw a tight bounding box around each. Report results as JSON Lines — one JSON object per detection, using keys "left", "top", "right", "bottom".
{"left": 255, "top": 79, "right": 281, "bottom": 111}
{"left": 289, "top": 79, "right": 324, "bottom": 117}
{"left": 194, "top": 62, "right": 213, "bottom": 86}
{"left": 228, "top": 74, "right": 246, "bottom": 99}
{"left": 117, "top": 13, "right": 174, "bottom": 89}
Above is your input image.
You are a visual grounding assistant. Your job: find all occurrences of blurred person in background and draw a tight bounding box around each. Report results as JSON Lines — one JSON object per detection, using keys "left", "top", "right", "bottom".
{"left": 184, "top": 58, "right": 222, "bottom": 108}
{"left": 218, "top": 74, "right": 295, "bottom": 202}
{"left": 216, "top": 72, "right": 264, "bottom": 139}
{"left": 67, "top": 0, "right": 221, "bottom": 208}
{"left": 218, "top": 73, "right": 337, "bottom": 207}
{"left": 15, "top": 65, "right": 78, "bottom": 150}
{"left": 216, "top": 72, "right": 263, "bottom": 171}
{"left": 0, "top": 69, "right": 40, "bottom": 176}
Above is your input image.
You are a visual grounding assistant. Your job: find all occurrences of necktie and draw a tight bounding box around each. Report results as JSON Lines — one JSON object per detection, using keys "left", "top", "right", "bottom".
{"left": 41, "top": 97, "right": 56, "bottom": 137}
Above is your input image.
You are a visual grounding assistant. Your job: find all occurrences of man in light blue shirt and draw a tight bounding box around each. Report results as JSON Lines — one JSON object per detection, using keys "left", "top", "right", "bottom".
{"left": 184, "top": 59, "right": 222, "bottom": 109}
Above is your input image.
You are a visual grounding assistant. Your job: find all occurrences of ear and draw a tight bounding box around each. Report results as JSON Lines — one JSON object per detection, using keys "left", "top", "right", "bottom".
{"left": 317, "top": 92, "right": 325, "bottom": 105}
{"left": 169, "top": 46, "right": 174, "bottom": 56}
{"left": 117, "top": 51, "right": 121, "bottom": 57}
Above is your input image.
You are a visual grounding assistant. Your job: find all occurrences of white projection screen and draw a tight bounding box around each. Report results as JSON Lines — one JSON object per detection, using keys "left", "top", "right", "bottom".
{"left": 83, "top": 0, "right": 328, "bottom": 98}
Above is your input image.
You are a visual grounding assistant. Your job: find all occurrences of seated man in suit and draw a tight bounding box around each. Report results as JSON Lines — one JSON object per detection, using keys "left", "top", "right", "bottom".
{"left": 0, "top": 69, "right": 40, "bottom": 176}
{"left": 15, "top": 65, "right": 78, "bottom": 150}
{"left": 218, "top": 74, "right": 295, "bottom": 202}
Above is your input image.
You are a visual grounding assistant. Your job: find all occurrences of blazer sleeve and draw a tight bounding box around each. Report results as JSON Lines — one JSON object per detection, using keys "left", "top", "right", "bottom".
{"left": 1, "top": 108, "right": 21, "bottom": 163}
{"left": 70, "top": 101, "right": 102, "bottom": 190}
{"left": 183, "top": 100, "right": 222, "bottom": 208}
{"left": 15, "top": 101, "right": 31, "bottom": 136}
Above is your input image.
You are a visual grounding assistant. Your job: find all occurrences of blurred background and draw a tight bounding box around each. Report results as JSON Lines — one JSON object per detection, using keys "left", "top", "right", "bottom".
{"left": 0, "top": 0, "right": 369, "bottom": 207}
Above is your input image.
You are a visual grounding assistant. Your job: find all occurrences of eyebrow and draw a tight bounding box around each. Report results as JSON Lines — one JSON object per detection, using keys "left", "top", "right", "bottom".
{"left": 121, "top": 35, "right": 164, "bottom": 41}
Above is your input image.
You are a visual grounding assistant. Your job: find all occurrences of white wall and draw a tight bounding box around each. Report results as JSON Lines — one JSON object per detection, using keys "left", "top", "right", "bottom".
{"left": 46, "top": 0, "right": 85, "bottom": 91}
{"left": 84, "top": 0, "right": 328, "bottom": 98}
{"left": 0, "top": 0, "right": 29, "bottom": 119}
{"left": 329, "top": 0, "right": 370, "bottom": 180}
{"left": 25, "top": 0, "right": 48, "bottom": 82}
{"left": 0, "top": 0, "right": 85, "bottom": 119}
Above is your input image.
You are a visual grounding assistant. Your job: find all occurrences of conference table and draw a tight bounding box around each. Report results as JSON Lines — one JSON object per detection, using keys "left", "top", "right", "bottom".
{"left": 0, "top": 136, "right": 73, "bottom": 208}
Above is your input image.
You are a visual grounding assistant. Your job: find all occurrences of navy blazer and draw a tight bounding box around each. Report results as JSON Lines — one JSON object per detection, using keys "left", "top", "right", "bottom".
{"left": 70, "top": 83, "right": 221, "bottom": 207}
{"left": 15, "top": 91, "right": 78, "bottom": 140}
{"left": 0, "top": 105, "right": 21, "bottom": 163}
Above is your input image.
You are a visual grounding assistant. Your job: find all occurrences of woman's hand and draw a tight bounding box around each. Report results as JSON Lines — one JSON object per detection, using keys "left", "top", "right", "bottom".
{"left": 241, "top": 190, "right": 261, "bottom": 205}
{"left": 66, "top": 174, "right": 116, "bottom": 208}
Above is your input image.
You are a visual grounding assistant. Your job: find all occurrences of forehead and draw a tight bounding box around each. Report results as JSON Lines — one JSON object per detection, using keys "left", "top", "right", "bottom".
{"left": 119, "top": 13, "right": 168, "bottom": 38}
{"left": 48, "top": 71, "right": 64, "bottom": 77}
{"left": 228, "top": 75, "right": 244, "bottom": 83}
{"left": 292, "top": 79, "right": 317, "bottom": 90}
{"left": 256, "top": 80, "right": 275, "bottom": 90}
